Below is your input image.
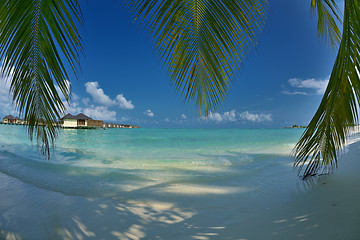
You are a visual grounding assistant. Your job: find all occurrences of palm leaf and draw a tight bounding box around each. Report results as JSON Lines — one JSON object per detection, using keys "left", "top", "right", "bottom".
{"left": 127, "top": 0, "right": 268, "bottom": 115}
{"left": 310, "top": 0, "right": 342, "bottom": 48}
{"left": 293, "top": 0, "right": 360, "bottom": 179}
{"left": 0, "top": 0, "right": 83, "bottom": 157}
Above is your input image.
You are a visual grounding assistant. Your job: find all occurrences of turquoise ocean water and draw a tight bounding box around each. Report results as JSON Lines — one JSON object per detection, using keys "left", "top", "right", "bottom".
{"left": 0, "top": 125, "right": 305, "bottom": 198}
{"left": 0, "top": 125, "right": 311, "bottom": 239}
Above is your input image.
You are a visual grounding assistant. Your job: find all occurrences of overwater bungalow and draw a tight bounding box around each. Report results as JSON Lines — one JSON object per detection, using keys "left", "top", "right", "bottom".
{"left": 102, "top": 122, "right": 140, "bottom": 129}
{"left": 3, "top": 115, "right": 21, "bottom": 124}
{"left": 61, "top": 113, "right": 103, "bottom": 129}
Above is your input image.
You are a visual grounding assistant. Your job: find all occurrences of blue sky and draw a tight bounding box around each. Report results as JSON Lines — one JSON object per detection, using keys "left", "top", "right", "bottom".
{"left": 0, "top": 0, "right": 341, "bottom": 128}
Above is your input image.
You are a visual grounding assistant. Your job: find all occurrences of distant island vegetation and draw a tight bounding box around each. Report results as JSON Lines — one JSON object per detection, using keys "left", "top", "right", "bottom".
{"left": 284, "top": 125, "right": 307, "bottom": 129}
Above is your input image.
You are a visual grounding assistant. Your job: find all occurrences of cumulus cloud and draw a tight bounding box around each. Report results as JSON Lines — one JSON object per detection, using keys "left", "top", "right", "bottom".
{"left": 207, "top": 112, "right": 223, "bottom": 122}
{"left": 62, "top": 101, "right": 83, "bottom": 115}
{"left": 85, "top": 81, "right": 114, "bottom": 106}
{"left": 116, "top": 94, "right": 134, "bottom": 109}
{"left": 202, "top": 110, "right": 272, "bottom": 123}
{"left": 62, "top": 100, "right": 116, "bottom": 121}
{"left": 0, "top": 66, "right": 19, "bottom": 116}
{"left": 239, "top": 111, "right": 272, "bottom": 122}
{"left": 55, "top": 80, "right": 77, "bottom": 103}
{"left": 84, "top": 105, "right": 116, "bottom": 121}
{"left": 85, "top": 81, "right": 135, "bottom": 109}
{"left": 223, "top": 110, "right": 237, "bottom": 122}
{"left": 144, "top": 109, "right": 154, "bottom": 117}
{"left": 284, "top": 77, "right": 329, "bottom": 95}
{"left": 82, "top": 98, "right": 90, "bottom": 106}
{"left": 0, "top": 68, "right": 18, "bottom": 116}
{"left": 202, "top": 110, "right": 237, "bottom": 123}
{"left": 164, "top": 118, "right": 170, "bottom": 122}
{"left": 181, "top": 114, "right": 187, "bottom": 120}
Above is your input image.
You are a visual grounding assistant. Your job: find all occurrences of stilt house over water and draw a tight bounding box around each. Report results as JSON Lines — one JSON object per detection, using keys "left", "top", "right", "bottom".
{"left": 61, "top": 113, "right": 103, "bottom": 129}
{"left": 3, "top": 115, "right": 21, "bottom": 124}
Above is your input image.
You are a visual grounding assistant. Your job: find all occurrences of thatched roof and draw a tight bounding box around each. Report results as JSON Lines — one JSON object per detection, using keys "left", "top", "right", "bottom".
{"left": 61, "top": 113, "right": 93, "bottom": 120}
{"left": 4, "top": 115, "right": 20, "bottom": 120}
{"left": 61, "top": 113, "right": 75, "bottom": 119}
{"left": 76, "top": 113, "right": 92, "bottom": 120}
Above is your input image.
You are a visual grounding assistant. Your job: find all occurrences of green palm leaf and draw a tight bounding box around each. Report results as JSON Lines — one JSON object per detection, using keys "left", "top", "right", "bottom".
{"left": 0, "top": 0, "right": 83, "bottom": 157}
{"left": 127, "top": 0, "right": 268, "bottom": 115}
{"left": 293, "top": 0, "right": 360, "bottom": 179}
{"left": 310, "top": 0, "right": 342, "bottom": 48}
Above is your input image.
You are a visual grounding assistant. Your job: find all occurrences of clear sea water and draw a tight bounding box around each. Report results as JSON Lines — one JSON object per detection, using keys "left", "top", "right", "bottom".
{"left": 0, "top": 125, "right": 306, "bottom": 198}
{"left": 0, "top": 125, "right": 311, "bottom": 239}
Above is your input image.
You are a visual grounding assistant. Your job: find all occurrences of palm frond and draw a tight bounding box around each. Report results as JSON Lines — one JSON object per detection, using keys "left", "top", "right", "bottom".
{"left": 0, "top": 0, "right": 83, "bottom": 157}
{"left": 310, "top": 0, "right": 342, "bottom": 48}
{"left": 127, "top": 0, "right": 268, "bottom": 115}
{"left": 294, "top": 0, "right": 360, "bottom": 179}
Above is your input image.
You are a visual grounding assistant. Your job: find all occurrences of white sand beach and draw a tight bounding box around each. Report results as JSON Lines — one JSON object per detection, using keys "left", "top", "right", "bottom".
{"left": 0, "top": 138, "right": 360, "bottom": 239}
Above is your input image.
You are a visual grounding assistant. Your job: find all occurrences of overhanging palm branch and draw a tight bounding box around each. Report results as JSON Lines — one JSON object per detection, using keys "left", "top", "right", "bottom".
{"left": 310, "top": 0, "right": 342, "bottom": 48}
{"left": 293, "top": 0, "right": 360, "bottom": 179}
{"left": 0, "top": 0, "right": 83, "bottom": 157}
{"left": 127, "top": 0, "right": 268, "bottom": 115}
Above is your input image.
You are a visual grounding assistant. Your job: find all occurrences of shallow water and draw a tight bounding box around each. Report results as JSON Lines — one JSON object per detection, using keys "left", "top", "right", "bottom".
{"left": 0, "top": 125, "right": 310, "bottom": 239}
{"left": 0, "top": 126, "right": 304, "bottom": 196}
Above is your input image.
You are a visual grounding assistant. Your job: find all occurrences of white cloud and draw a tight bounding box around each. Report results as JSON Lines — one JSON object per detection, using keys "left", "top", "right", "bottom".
{"left": 144, "top": 109, "right": 154, "bottom": 117}
{"left": 208, "top": 112, "right": 223, "bottom": 122}
{"left": 285, "top": 77, "right": 329, "bottom": 95}
{"left": 62, "top": 101, "right": 83, "bottom": 116}
{"left": 85, "top": 81, "right": 114, "bottom": 106}
{"left": 72, "top": 92, "right": 80, "bottom": 101}
{"left": 83, "top": 105, "right": 116, "bottom": 121}
{"left": 85, "top": 81, "right": 135, "bottom": 109}
{"left": 164, "top": 118, "right": 170, "bottom": 122}
{"left": 202, "top": 110, "right": 272, "bottom": 123}
{"left": 62, "top": 99, "right": 116, "bottom": 121}
{"left": 201, "top": 110, "right": 236, "bottom": 123}
{"left": 223, "top": 110, "right": 237, "bottom": 122}
{"left": 56, "top": 80, "right": 78, "bottom": 103}
{"left": 0, "top": 68, "right": 17, "bottom": 116}
{"left": 116, "top": 94, "right": 134, "bottom": 109}
{"left": 239, "top": 111, "right": 272, "bottom": 122}
{"left": 0, "top": 73, "right": 11, "bottom": 97}
{"left": 282, "top": 90, "right": 308, "bottom": 95}
{"left": 181, "top": 114, "right": 187, "bottom": 120}
{"left": 55, "top": 85, "right": 64, "bottom": 101}
{"left": 82, "top": 98, "right": 90, "bottom": 106}
{"left": 201, "top": 110, "right": 232, "bottom": 123}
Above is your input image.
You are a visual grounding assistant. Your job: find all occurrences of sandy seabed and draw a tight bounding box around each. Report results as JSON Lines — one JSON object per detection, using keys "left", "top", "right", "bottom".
{"left": 0, "top": 142, "right": 360, "bottom": 240}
